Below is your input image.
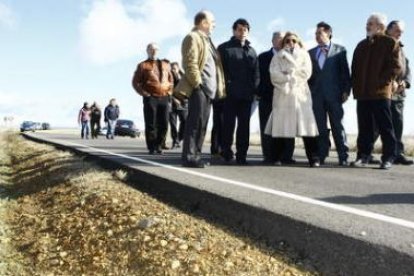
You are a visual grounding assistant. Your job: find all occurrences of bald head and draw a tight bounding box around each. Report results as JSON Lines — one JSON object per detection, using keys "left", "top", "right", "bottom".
{"left": 194, "top": 10, "right": 215, "bottom": 35}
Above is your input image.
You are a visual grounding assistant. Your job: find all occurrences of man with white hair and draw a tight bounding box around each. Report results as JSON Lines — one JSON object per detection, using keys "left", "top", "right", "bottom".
{"left": 132, "top": 43, "right": 173, "bottom": 155}
{"left": 351, "top": 13, "right": 402, "bottom": 169}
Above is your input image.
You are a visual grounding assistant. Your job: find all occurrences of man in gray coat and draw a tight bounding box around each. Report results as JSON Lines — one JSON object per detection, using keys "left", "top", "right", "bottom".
{"left": 308, "top": 22, "right": 352, "bottom": 165}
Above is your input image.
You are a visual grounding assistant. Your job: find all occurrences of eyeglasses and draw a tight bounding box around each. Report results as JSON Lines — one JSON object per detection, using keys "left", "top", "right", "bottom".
{"left": 285, "top": 38, "right": 297, "bottom": 44}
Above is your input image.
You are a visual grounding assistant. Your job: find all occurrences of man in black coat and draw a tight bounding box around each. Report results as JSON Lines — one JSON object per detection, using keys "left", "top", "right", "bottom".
{"left": 218, "top": 18, "right": 260, "bottom": 165}
{"left": 258, "top": 31, "right": 295, "bottom": 164}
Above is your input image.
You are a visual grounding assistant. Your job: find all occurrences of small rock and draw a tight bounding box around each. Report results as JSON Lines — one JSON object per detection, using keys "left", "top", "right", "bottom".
{"left": 59, "top": 251, "right": 68, "bottom": 258}
{"left": 192, "top": 264, "right": 200, "bottom": 273}
{"left": 107, "top": 230, "right": 114, "bottom": 237}
{"left": 410, "top": 243, "right": 414, "bottom": 249}
{"left": 143, "top": 235, "right": 151, "bottom": 242}
{"left": 138, "top": 217, "right": 160, "bottom": 230}
{"left": 160, "top": 240, "right": 168, "bottom": 247}
{"left": 178, "top": 244, "right": 188, "bottom": 251}
{"left": 50, "top": 259, "right": 60, "bottom": 266}
{"left": 171, "top": 260, "right": 180, "bottom": 270}
{"left": 360, "top": 231, "right": 367, "bottom": 236}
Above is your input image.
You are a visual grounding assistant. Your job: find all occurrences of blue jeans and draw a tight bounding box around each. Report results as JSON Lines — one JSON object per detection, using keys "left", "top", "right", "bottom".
{"left": 107, "top": 120, "right": 116, "bottom": 139}
{"left": 81, "top": 121, "right": 90, "bottom": 139}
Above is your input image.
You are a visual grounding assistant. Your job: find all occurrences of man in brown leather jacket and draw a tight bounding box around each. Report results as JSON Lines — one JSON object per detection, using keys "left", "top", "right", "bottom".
{"left": 351, "top": 13, "right": 402, "bottom": 170}
{"left": 132, "top": 43, "right": 173, "bottom": 154}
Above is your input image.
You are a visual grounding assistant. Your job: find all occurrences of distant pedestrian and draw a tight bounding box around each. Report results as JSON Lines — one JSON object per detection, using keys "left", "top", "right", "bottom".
{"left": 90, "top": 102, "right": 102, "bottom": 139}
{"left": 132, "top": 43, "right": 173, "bottom": 154}
{"left": 104, "top": 98, "right": 120, "bottom": 139}
{"left": 265, "top": 32, "right": 320, "bottom": 167}
{"left": 78, "top": 102, "right": 91, "bottom": 139}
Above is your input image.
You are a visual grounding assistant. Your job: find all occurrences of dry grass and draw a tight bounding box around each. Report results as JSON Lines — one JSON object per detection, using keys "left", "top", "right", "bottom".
{"left": 0, "top": 132, "right": 317, "bottom": 276}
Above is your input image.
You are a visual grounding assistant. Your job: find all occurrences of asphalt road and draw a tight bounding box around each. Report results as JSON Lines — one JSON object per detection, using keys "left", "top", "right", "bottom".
{"left": 24, "top": 130, "right": 414, "bottom": 274}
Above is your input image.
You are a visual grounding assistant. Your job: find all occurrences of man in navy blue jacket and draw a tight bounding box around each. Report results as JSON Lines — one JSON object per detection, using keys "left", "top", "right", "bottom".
{"left": 308, "top": 22, "right": 352, "bottom": 165}
{"left": 218, "top": 18, "right": 260, "bottom": 165}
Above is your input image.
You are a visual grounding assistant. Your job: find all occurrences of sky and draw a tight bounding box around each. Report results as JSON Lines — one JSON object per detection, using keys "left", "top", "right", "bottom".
{"left": 0, "top": 0, "right": 413, "bottom": 135}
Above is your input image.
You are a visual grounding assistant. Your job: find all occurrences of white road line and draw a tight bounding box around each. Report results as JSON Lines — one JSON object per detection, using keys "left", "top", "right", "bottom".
{"left": 51, "top": 138, "right": 414, "bottom": 230}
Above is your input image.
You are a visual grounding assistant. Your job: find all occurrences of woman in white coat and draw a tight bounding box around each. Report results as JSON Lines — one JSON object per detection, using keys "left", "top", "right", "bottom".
{"left": 265, "top": 32, "right": 320, "bottom": 167}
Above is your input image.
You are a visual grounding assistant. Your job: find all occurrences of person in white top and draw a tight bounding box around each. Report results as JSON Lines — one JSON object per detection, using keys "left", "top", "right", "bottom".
{"left": 265, "top": 32, "right": 320, "bottom": 167}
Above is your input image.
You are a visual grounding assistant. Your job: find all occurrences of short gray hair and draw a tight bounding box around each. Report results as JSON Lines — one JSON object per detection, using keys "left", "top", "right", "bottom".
{"left": 272, "top": 31, "right": 284, "bottom": 39}
{"left": 369, "top": 12, "right": 388, "bottom": 28}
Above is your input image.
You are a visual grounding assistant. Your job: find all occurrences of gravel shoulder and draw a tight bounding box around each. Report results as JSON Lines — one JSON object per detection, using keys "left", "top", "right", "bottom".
{"left": 0, "top": 132, "right": 317, "bottom": 275}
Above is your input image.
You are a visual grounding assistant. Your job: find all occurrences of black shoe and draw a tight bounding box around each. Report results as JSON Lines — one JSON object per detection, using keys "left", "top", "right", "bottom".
{"left": 236, "top": 157, "right": 248, "bottom": 165}
{"left": 273, "top": 161, "right": 282, "bottom": 166}
{"left": 380, "top": 161, "right": 392, "bottom": 170}
{"left": 368, "top": 155, "right": 381, "bottom": 164}
{"left": 351, "top": 158, "right": 369, "bottom": 167}
{"left": 339, "top": 160, "right": 349, "bottom": 166}
{"left": 161, "top": 145, "right": 170, "bottom": 150}
{"left": 394, "top": 155, "right": 414, "bottom": 165}
{"left": 310, "top": 161, "right": 320, "bottom": 168}
{"left": 221, "top": 152, "right": 234, "bottom": 162}
{"left": 282, "top": 158, "right": 296, "bottom": 165}
{"left": 182, "top": 161, "right": 208, "bottom": 168}
{"left": 149, "top": 150, "right": 155, "bottom": 155}
{"left": 156, "top": 149, "right": 163, "bottom": 155}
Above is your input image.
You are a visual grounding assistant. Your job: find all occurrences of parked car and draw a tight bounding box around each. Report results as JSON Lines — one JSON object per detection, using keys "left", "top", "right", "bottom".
{"left": 20, "top": 121, "right": 36, "bottom": 132}
{"left": 42, "top": 122, "right": 51, "bottom": 130}
{"left": 115, "top": 119, "right": 141, "bottom": 138}
{"left": 34, "top": 122, "right": 42, "bottom": 130}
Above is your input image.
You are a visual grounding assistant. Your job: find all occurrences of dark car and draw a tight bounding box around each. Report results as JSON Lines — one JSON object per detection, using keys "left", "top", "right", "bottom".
{"left": 115, "top": 119, "right": 141, "bottom": 138}
{"left": 20, "top": 121, "right": 36, "bottom": 132}
{"left": 42, "top": 123, "right": 51, "bottom": 130}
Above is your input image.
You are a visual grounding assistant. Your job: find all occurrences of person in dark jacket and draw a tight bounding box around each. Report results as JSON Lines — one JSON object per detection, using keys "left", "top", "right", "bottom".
{"left": 90, "top": 102, "right": 102, "bottom": 139}
{"left": 308, "top": 22, "right": 352, "bottom": 166}
{"left": 104, "top": 98, "right": 120, "bottom": 140}
{"left": 218, "top": 18, "right": 260, "bottom": 165}
{"left": 351, "top": 13, "right": 402, "bottom": 170}
{"left": 169, "top": 62, "right": 188, "bottom": 149}
{"left": 258, "top": 31, "right": 295, "bottom": 164}
{"left": 385, "top": 20, "right": 412, "bottom": 165}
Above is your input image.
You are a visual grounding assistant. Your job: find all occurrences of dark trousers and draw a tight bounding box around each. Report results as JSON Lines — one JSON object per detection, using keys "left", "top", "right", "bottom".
{"left": 222, "top": 99, "right": 252, "bottom": 161}
{"left": 90, "top": 119, "right": 101, "bottom": 138}
{"left": 210, "top": 99, "right": 225, "bottom": 155}
{"left": 356, "top": 100, "right": 396, "bottom": 162}
{"left": 182, "top": 88, "right": 212, "bottom": 163}
{"left": 275, "top": 137, "right": 319, "bottom": 164}
{"left": 391, "top": 100, "right": 405, "bottom": 156}
{"left": 170, "top": 107, "right": 188, "bottom": 145}
{"left": 259, "top": 98, "right": 294, "bottom": 162}
{"left": 313, "top": 98, "right": 349, "bottom": 162}
{"left": 143, "top": 96, "right": 169, "bottom": 152}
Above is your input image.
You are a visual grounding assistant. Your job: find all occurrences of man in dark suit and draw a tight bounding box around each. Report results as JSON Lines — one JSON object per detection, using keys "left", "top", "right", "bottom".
{"left": 308, "top": 22, "right": 352, "bottom": 165}
{"left": 258, "top": 31, "right": 295, "bottom": 164}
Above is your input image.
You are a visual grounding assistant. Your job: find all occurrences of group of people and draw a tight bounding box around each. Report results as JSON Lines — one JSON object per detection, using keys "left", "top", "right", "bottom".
{"left": 77, "top": 98, "right": 120, "bottom": 140}
{"left": 131, "top": 10, "right": 411, "bottom": 170}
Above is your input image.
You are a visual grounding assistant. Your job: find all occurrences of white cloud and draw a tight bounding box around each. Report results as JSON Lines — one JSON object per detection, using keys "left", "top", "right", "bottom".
{"left": 0, "top": 2, "right": 16, "bottom": 28}
{"left": 266, "top": 17, "right": 285, "bottom": 32}
{"left": 79, "top": 0, "right": 191, "bottom": 65}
